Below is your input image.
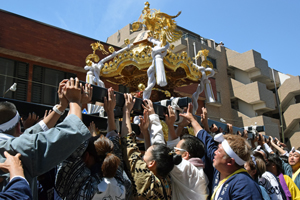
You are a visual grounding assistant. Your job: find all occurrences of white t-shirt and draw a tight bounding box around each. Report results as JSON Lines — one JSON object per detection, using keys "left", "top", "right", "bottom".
{"left": 170, "top": 159, "right": 209, "bottom": 200}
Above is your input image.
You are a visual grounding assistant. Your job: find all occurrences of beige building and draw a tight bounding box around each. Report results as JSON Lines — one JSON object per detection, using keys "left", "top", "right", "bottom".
{"left": 107, "top": 24, "right": 300, "bottom": 148}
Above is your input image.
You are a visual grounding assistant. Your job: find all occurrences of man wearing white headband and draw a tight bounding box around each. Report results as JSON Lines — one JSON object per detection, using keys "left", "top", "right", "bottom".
{"left": 0, "top": 78, "right": 92, "bottom": 200}
{"left": 180, "top": 103, "right": 263, "bottom": 199}
{"left": 287, "top": 147, "right": 300, "bottom": 189}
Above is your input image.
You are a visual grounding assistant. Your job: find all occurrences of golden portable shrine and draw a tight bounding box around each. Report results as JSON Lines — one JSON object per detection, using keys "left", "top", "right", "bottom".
{"left": 84, "top": 2, "right": 215, "bottom": 115}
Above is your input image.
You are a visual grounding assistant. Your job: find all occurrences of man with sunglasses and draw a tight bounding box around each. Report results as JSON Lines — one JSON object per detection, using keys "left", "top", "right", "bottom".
{"left": 170, "top": 135, "right": 209, "bottom": 200}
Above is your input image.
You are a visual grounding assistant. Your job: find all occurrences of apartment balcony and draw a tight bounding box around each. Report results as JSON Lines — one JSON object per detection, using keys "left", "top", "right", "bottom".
{"left": 227, "top": 50, "right": 276, "bottom": 86}
{"left": 278, "top": 76, "right": 300, "bottom": 109}
{"left": 283, "top": 103, "right": 300, "bottom": 133}
{"left": 231, "top": 78, "right": 276, "bottom": 112}
{"left": 171, "top": 37, "right": 188, "bottom": 53}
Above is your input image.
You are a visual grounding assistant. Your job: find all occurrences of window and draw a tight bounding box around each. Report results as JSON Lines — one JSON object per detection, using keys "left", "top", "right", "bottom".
{"left": 0, "top": 57, "right": 28, "bottom": 101}
{"left": 295, "top": 95, "right": 300, "bottom": 104}
{"left": 207, "top": 57, "right": 217, "bottom": 69}
{"left": 217, "top": 92, "right": 221, "bottom": 103}
{"left": 31, "top": 65, "right": 75, "bottom": 105}
{"left": 231, "top": 99, "right": 239, "bottom": 110}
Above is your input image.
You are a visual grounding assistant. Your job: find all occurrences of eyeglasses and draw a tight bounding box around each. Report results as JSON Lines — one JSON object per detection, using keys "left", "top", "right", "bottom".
{"left": 174, "top": 147, "right": 187, "bottom": 152}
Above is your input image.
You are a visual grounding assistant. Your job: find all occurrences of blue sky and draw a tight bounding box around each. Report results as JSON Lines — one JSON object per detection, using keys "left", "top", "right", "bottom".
{"left": 1, "top": 0, "right": 300, "bottom": 76}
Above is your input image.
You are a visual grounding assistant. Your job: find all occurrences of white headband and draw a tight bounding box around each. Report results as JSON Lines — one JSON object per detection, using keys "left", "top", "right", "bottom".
{"left": 0, "top": 111, "right": 20, "bottom": 132}
{"left": 214, "top": 133, "right": 246, "bottom": 166}
{"left": 290, "top": 147, "right": 300, "bottom": 155}
{"left": 254, "top": 145, "right": 266, "bottom": 155}
{"left": 222, "top": 140, "right": 246, "bottom": 166}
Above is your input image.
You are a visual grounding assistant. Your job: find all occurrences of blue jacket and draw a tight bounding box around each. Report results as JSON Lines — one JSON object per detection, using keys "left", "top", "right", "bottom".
{"left": 0, "top": 177, "right": 32, "bottom": 200}
{"left": 197, "top": 129, "right": 263, "bottom": 199}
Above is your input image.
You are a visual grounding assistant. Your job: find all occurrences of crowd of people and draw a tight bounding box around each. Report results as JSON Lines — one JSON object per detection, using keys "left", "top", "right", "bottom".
{"left": 0, "top": 77, "right": 299, "bottom": 200}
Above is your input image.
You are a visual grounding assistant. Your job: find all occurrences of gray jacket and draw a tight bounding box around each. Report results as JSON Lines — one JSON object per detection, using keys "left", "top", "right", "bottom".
{"left": 0, "top": 114, "right": 91, "bottom": 200}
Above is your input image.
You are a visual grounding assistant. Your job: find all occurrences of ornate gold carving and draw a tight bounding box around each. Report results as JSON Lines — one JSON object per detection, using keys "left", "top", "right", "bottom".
{"left": 85, "top": 42, "right": 109, "bottom": 66}
{"left": 100, "top": 44, "right": 153, "bottom": 76}
{"left": 194, "top": 49, "right": 213, "bottom": 69}
{"left": 85, "top": 54, "right": 99, "bottom": 66}
{"left": 194, "top": 49, "right": 209, "bottom": 60}
{"left": 91, "top": 41, "right": 109, "bottom": 55}
{"left": 84, "top": 3, "right": 215, "bottom": 97}
{"left": 152, "top": 88, "right": 171, "bottom": 97}
{"left": 131, "top": 2, "right": 182, "bottom": 47}
{"left": 124, "top": 38, "right": 130, "bottom": 45}
{"left": 201, "top": 60, "right": 213, "bottom": 69}
{"left": 108, "top": 46, "right": 115, "bottom": 53}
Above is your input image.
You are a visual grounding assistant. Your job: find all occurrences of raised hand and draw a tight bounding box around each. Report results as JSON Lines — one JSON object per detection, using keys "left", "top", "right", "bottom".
{"left": 89, "top": 121, "right": 99, "bottom": 137}
{"left": 139, "top": 110, "right": 150, "bottom": 134}
{"left": 165, "top": 105, "right": 175, "bottom": 127}
{"left": 43, "top": 110, "right": 53, "bottom": 119}
{"left": 227, "top": 123, "right": 233, "bottom": 134}
{"left": 57, "top": 79, "right": 68, "bottom": 109}
{"left": 142, "top": 99, "right": 155, "bottom": 115}
{"left": 210, "top": 124, "right": 218, "bottom": 133}
{"left": 21, "top": 112, "right": 39, "bottom": 129}
{"left": 179, "top": 103, "right": 195, "bottom": 122}
{"left": 0, "top": 151, "right": 24, "bottom": 181}
{"left": 200, "top": 107, "right": 207, "bottom": 124}
{"left": 104, "top": 87, "right": 116, "bottom": 113}
{"left": 123, "top": 93, "right": 136, "bottom": 113}
{"left": 63, "top": 77, "right": 82, "bottom": 104}
{"left": 81, "top": 83, "right": 93, "bottom": 105}
{"left": 242, "top": 129, "right": 248, "bottom": 139}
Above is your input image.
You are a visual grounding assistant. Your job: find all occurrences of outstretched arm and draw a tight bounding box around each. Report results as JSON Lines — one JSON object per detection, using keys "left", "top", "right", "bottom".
{"left": 41, "top": 79, "right": 69, "bottom": 129}
{"left": 179, "top": 103, "right": 202, "bottom": 136}
{"left": 165, "top": 105, "right": 178, "bottom": 141}
{"left": 104, "top": 87, "right": 117, "bottom": 135}
{"left": 180, "top": 103, "right": 217, "bottom": 164}
{"left": 201, "top": 107, "right": 210, "bottom": 133}
{"left": 142, "top": 99, "right": 165, "bottom": 144}
{"left": 139, "top": 110, "right": 151, "bottom": 150}
{"left": 121, "top": 93, "right": 135, "bottom": 137}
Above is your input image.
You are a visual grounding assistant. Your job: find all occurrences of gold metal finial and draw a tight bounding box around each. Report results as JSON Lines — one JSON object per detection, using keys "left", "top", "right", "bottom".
{"left": 138, "top": 83, "right": 146, "bottom": 91}
{"left": 108, "top": 46, "right": 115, "bottom": 53}
{"left": 170, "top": 44, "right": 175, "bottom": 50}
{"left": 124, "top": 38, "right": 130, "bottom": 45}
{"left": 144, "top": 1, "right": 150, "bottom": 9}
{"left": 193, "top": 49, "right": 209, "bottom": 60}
